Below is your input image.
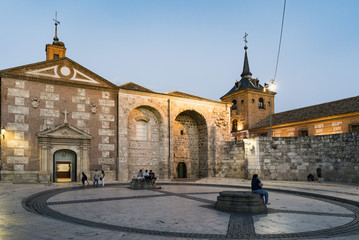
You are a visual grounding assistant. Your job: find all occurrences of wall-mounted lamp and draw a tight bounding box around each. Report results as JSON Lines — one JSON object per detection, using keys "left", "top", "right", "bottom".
{"left": 1, "top": 127, "right": 6, "bottom": 139}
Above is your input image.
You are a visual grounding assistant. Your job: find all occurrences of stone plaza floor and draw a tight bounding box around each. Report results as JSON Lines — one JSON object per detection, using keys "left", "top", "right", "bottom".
{"left": 1, "top": 178, "right": 359, "bottom": 239}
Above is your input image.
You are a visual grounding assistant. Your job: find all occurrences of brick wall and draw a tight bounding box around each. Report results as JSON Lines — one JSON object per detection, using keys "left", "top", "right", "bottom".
{"left": 1, "top": 77, "right": 117, "bottom": 181}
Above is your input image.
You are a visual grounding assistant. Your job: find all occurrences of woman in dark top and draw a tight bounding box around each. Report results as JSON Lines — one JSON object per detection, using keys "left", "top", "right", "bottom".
{"left": 316, "top": 165, "right": 322, "bottom": 183}
{"left": 81, "top": 172, "right": 89, "bottom": 186}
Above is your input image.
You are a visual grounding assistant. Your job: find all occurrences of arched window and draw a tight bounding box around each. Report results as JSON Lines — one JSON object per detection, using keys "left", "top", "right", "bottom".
{"left": 232, "top": 119, "right": 238, "bottom": 132}
{"left": 258, "top": 98, "right": 264, "bottom": 109}
{"left": 232, "top": 100, "right": 237, "bottom": 110}
{"left": 136, "top": 120, "right": 148, "bottom": 140}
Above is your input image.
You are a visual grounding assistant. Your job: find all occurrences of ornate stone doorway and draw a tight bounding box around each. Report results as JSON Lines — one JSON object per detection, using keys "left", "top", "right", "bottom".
{"left": 177, "top": 162, "right": 187, "bottom": 178}
{"left": 53, "top": 150, "right": 76, "bottom": 182}
{"left": 37, "top": 123, "right": 91, "bottom": 183}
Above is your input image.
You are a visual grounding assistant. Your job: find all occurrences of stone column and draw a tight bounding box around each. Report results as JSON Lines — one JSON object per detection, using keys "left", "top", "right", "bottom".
{"left": 81, "top": 143, "right": 90, "bottom": 176}
{"left": 38, "top": 142, "right": 51, "bottom": 183}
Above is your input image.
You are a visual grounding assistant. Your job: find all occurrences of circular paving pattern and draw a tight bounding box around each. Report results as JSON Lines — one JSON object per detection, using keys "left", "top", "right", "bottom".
{"left": 23, "top": 183, "right": 359, "bottom": 239}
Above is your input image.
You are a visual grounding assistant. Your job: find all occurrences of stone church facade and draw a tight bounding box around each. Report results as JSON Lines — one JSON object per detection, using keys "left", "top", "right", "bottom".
{"left": 0, "top": 36, "right": 231, "bottom": 183}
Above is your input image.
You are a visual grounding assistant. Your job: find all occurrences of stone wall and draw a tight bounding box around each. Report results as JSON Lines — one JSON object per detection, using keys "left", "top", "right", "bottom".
{"left": 117, "top": 89, "right": 231, "bottom": 182}
{"left": 242, "top": 131, "right": 359, "bottom": 183}
{"left": 216, "top": 141, "right": 247, "bottom": 178}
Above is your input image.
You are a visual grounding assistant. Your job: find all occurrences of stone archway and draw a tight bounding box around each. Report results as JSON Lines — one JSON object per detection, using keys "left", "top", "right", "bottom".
{"left": 173, "top": 110, "right": 208, "bottom": 179}
{"left": 127, "top": 106, "right": 165, "bottom": 180}
{"left": 177, "top": 162, "right": 187, "bottom": 178}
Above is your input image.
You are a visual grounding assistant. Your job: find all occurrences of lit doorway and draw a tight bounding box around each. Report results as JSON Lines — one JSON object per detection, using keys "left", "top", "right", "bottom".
{"left": 177, "top": 162, "right": 187, "bottom": 178}
{"left": 53, "top": 150, "right": 76, "bottom": 182}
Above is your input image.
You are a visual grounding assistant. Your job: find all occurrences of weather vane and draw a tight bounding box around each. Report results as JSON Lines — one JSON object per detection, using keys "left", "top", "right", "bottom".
{"left": 243, "top": 32, "right": 248, "bottom": 47}
{"left": 53, "top": 11, "right": 60, "bottom": 42}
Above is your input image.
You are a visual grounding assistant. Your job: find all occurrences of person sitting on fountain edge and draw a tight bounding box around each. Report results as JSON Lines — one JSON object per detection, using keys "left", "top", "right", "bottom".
{"left": 251, "top": 174, "right": 270, "bottom": 205}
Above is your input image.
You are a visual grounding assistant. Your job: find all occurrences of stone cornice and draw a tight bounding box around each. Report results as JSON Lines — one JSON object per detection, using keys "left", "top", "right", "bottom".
{"left": 0, "top": 73, "right": 118, "bottom": 92}
{"left": 221, "top": 88, "right": 276, "bottom": 101}
{"left": 119, "top": 88, "right": 228, "bottom": 107}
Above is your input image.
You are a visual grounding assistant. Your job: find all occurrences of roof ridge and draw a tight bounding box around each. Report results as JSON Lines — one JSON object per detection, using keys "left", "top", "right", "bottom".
{"left": 118, "top": 82, "right": 155, "bottom": 93}
{"left": 275, "top": 95, "right": 359, "bottom": 116}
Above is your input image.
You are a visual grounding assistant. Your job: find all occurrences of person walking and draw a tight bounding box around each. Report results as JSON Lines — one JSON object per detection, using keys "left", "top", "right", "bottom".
{"left": 100, "top": 170, "right": 105, "bottom": 187}
{"left": 81, "top": 172, "right": 89, "bottom": 187}
{"left": 316, "top": 165, "right": 322, "bottom": 183}
{"left": 251, "top": 174, "right": 270, "bottom": 205}
{"left": 93, "top": 170, "right": 99, "bottom": 188}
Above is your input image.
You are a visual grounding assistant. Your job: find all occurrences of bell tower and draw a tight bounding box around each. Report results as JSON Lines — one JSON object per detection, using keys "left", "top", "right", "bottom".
{"left": 221, "top": 33, "right": 275, "bottom": 139}
{"left": 45, "top": 12, "right": 66, "bottom": 60}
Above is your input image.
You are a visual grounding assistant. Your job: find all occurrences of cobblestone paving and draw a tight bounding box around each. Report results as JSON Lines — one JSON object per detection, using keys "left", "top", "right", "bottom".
{"left": 22, "top": 183, "right": 359, "bottom": 239}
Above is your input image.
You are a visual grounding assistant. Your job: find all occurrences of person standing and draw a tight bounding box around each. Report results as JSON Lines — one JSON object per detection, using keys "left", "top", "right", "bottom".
{"left": 251, "top": 174, "right": 270, "bottom": 205}
{"left": 93, "top": 170, "right": 99, "bottom": 188}
{"left": 316, "top": 165, "right": 322, "bottom": 183}
{"left": 100, "top": 170, "right": 105, "bottom": 187}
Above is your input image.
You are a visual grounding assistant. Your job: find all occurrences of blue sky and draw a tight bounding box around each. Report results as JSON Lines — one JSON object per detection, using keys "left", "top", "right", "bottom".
{"left": 1, "top": 0, "right": 358, "bottom": 113}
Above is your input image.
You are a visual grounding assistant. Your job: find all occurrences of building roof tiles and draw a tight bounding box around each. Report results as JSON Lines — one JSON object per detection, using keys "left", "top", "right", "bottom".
{"left": 251, "top": 95, "right": 359, "bottom": 129}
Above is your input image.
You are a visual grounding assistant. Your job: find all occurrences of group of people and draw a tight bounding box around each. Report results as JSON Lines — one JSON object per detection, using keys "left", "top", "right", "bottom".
{"left": 137, "top": 169, "right": 157, "bottom": 184}
{"left": 252, "top": 165, "right": 324, "bottom": 205}
{"left": 81, "top": 170, "right": 105, "bottom": 187}
{"left": 307, "top": 165, "right": 322, "bottom": 183}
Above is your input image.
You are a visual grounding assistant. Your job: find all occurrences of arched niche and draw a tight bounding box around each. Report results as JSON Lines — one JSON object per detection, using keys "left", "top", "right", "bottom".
{"left": 173, "top": 110, "right": 208, "bottom": 179}
{"left": 127, "top": 105, "right": 166, "bottom": 180}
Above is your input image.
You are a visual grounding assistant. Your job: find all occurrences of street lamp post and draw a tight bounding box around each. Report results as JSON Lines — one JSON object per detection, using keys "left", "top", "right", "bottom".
{"left": 264, "top": 80, "right": 275, "bottom": 137}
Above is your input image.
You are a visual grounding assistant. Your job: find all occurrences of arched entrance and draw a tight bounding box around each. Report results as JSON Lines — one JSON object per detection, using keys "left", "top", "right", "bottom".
{"left": 177, "top": 162, "right": 187, "bottom": 178}
{"left": 173, "top": 110, "right": 208, "bottom": 179}
{"left": 53, "top": 150, "right": 77, "bottom": 182}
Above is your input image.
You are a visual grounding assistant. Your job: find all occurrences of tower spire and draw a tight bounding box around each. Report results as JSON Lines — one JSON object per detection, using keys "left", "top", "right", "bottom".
{"left": 53, "top": 11, "right": 60, "bottom": 43}
{"left": 240, "top": 32, "right": 252, "bottom": 78}
{"left": 46, "top": 11, "right": 66, "bottom": 60}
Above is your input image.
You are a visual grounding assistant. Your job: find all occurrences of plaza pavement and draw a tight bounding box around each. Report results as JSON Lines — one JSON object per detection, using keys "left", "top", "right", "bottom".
{"left": 1, "top": 178, "right": 359, "bottom": 240}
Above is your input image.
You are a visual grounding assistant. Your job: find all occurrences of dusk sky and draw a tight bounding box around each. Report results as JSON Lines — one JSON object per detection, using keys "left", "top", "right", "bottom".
{"left": 1, "top": 0, "right": 358, "bottom": 113}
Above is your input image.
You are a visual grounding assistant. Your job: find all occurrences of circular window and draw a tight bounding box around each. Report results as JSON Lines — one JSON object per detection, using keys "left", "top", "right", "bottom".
{"left": 60, "top": 67, "right": 71, "bottom": 76}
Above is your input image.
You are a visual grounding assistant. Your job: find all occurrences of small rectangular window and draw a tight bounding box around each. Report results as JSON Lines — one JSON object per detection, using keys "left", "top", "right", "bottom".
{"left": 136, "top": 120, "right": 148, "bottom": 140}
{"left": 350, "top": 124, "right": 359, "bottom": 132}
{"left": 299, "top": 130, "right": 308, "bottom": 136}
{"left": 54, "top": 54, "right": 59, "bottom": 59}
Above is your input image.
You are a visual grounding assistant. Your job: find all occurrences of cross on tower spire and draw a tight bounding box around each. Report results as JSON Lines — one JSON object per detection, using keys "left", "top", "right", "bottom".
{"left": 241, "top": 32, "right": 252, "bottom": 78}
{"left": 53, "top": 11, "right": 60, "bottom": 43}
{"left": 243, "top": 32, "right": 248, "bottom": 50}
